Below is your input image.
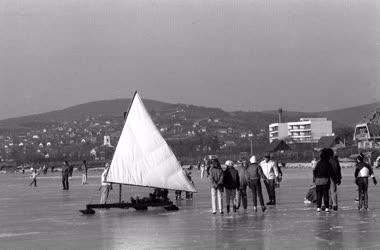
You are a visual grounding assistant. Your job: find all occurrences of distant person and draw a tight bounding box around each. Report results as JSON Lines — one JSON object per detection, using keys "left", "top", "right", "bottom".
{"left": 223, "top": 160, "right": 239, "bottom": 213}
{"left": 184, "top": 169, "right": 194, "bottom": 200}
{"left": 355, "top": 153, "right": 377, "bottom": 210}
{"left": 275, "top": 162, "right": 284, "bottom": 188}
{"left": 22, "top": 165, "right": 25, "bottom": 174}
{"left": 259, "top": 153, "right": 278, "bottom": 205}
{"left": 42, "top": 164, "right": 48, "bottom": 175}
{"left": 247, "top": 156, "right": 267, "bottom": 212}
{"left": 235, "top": 159, "right": 248, "bottom": 210}
{"left": 29, "top": 168, "right": 39, "bottom": 187}
{"left": 200, "top": 160, "right": 206, "bottom": 179}
{"left": 69, "top": 164, "right": 74, "bottom": 178}
{"left": 81, "top": 160, "right": 88, "bottom": 185}
{"left": 313, "top": 148, "right": 336, "bottom": 213}
{"left": 209, "top": 158, "right": 224, "bottom": 214}
{"left": 100, "top": 163, "right": 111, "bottom": 204}
{"left": 326, "top": 149, "right": 342, "bottom": 211}
{"left": 374, "top": 156, "right": 380, "bottom": 169}
{"left": 62, "top": 161, "right": 70, "bottom": 190}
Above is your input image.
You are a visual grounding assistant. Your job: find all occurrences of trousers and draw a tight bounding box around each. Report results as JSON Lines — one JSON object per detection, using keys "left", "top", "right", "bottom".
{"left": 248, "top": 179, "right": 265, "bottom": 207}
{"left": 100, "top": 185, "right": 111, "bottom": 204}
{"left": 329, "top": 180, "right": 338, "bottom": 207}
{"left": 225, "top": 188, "right": 237, "bottom": 208}
{"left": 357, "top": 177, "right": 368, "bottom": 208}
{"left": 211, "top": 187, "right": 223, "bottom": 213}
{"left": 264, "top": 179, "right": 276, "bottom": 203}
{"left": 235, "top": 185, "right": 248, "bottom": 209}
{"left": 316, "top": 184, "right": 329, "bottom": 209}
{"left": 62, "top": 176, "right": 69, "bottom": 190}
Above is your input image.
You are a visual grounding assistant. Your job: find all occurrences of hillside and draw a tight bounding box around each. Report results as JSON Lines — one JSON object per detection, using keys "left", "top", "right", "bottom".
{"left": 316, "top": 102, "right": 380, "bottom": 126}
{"left": 0, "top": 98, "right": 379, "bottom": 131}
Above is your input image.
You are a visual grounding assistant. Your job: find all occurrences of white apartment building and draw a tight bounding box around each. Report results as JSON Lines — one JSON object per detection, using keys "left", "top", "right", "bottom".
{"left": 269, "top": 118, "right": 333, "bottom": 143}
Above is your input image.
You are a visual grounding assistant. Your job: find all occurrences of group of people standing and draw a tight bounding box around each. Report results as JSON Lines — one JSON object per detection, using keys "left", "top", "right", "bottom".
{"left": 312, "top": 148, "right": 377, "bottom": 213}
{"left": 206, "top": 154, "right": 281, "bottom": 214}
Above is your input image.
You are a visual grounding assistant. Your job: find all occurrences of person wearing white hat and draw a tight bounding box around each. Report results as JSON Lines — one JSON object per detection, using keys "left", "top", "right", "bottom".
{"left": 223, "top": 160, "right": 240, "bottom": 213}
{"left": 246, "top": 155, "right": 267, "bottom": 212}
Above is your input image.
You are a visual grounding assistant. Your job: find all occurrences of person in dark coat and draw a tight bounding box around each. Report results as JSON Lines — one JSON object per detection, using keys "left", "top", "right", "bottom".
{"left": 223, "top": 160, "right": 240, "bottom": 213}
{"left": 235, "top": 159, "right": 248, "bottom": 210}
{"left": 209, "top": 158, "right": 224, "bottom": 214}
{"left": 62, "top": 161, "right": 70, "bottom": 190}
{"left": 313, "top": 148, "right": 336, "bottom": 213}
{"left": 246, "top": 155, "right": 267, "bottom": 212}
{"left": 326, "top": 149, "right": 342, "bottom": 211}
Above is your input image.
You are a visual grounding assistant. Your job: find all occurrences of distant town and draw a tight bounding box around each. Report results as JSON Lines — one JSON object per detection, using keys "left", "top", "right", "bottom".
{"left": 0, "top": 101, "right": 379, "bottom": 168}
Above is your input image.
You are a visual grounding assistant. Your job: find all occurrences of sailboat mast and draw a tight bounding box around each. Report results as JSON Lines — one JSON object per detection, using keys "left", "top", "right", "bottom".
{"left": 118, "top": 90, "right": 138, "bottom": 203}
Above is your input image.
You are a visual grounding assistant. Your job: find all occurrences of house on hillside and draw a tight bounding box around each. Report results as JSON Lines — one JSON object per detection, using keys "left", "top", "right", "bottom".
{"left": 354, "top": 123, "right": 380, "bottom": 149}
{"left": 315, "top": 136, "right": 345, "bottom": 151}
{"left": 266, "top": 140, "right": 291, "bottom": 153}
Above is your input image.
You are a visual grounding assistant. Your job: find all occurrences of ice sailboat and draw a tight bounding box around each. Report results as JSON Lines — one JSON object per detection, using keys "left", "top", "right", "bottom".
{"left": 80, "top": 92, "right": 196, "bottom": 214}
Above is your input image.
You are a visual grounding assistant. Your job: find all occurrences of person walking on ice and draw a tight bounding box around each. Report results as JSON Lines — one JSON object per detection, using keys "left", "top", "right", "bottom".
{"left": 223, "top": 160, "right": 239, "bottom": 213}
{"left": 313, "top": 148, "right": 336, "bottom": 213}
{"left": 100, "top": 163, "right": 112, "bottom": 204}
{"left": 247, "top": 155, "right": 267, "bottom": 212}
{"left": 355, "top": 153, "right": 377, "bottom": 210}
{"left": 81, "top": 160, "right": 88, "bottom": 185}
{"left": 29, "top": 168, "right": 39, "bottom": 187}
{"left": 62, "top": 161, "right": 70, "bottom": 190}
{"left": 208, "top": 158, "right": 224, "bottom": 214}
{"left": 259, "top": 153, "right": 278, "bottom": 205}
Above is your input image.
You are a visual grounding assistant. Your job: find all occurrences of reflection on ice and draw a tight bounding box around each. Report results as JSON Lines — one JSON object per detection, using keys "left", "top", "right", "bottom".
{"left": 1, "top": 168, "right": 380, "bottom": 249}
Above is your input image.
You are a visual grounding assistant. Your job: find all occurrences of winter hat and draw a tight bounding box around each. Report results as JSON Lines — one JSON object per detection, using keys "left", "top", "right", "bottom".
{"left": 357, "top": 153, "right": 365, "bottom": 162}
{"left": 225, "top": 160, "right": 234, "bottom": 167}
{"left": 250, "top": 155, "right": 257, "bottom": 164}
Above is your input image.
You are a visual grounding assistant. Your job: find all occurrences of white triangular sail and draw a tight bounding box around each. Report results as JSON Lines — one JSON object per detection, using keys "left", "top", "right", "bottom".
{"left": 106, "top": 92, "right": 196, "bottom": 192}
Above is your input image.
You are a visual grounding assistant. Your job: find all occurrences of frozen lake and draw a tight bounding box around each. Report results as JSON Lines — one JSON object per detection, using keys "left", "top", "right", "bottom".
{"left": 1, "top": 168, "right": 380, "bottom": 249}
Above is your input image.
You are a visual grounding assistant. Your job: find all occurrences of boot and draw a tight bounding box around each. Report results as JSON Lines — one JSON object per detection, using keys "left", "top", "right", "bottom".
{"left": 233, "top": 205, "right": 237, "bottom": 213}
{"left": 227, "top": 205, "right": 230, "bottom": 213}
{"left": 262, "top": 206, "right": 267, "bottom": 212}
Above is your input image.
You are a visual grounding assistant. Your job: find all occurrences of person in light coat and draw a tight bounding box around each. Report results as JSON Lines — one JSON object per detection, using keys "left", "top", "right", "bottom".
{"left": 100, "top": 163, "right": 111, "bottom": 204}
{"left": 259, "top": 153, "right": 278, "bottom": 205}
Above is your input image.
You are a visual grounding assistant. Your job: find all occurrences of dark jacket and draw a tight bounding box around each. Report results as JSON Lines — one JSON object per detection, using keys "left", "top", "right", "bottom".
{"left": 223, "top": 166, "right": 240, "bottom": 189}
{"left": 62, "top": 165, "right": 69, "bottom": 177}
{"left": 330, "top": 156, "right": 342, "bottom": 183}
{"left": 209, "top": 166, "right": 224, "bottom": 189}
{"left": 246, "top": 163, "right": 267, "bottom": 181}
{"left": 236, "top": 165, "right": 248, "bottom": 187}
{"left": 313, "top": 160, "right": 335, "bottom": 184}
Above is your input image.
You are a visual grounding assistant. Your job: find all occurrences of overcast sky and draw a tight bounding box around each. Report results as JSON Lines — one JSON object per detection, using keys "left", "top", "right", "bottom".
{"left": 0, "top": 0, "right": 378, "bottom": 120}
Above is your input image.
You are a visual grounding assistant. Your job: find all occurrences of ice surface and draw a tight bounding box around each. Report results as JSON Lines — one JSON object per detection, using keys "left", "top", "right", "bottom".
{"left": 0, "top": 168, "right": 379, "bottom": 249}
